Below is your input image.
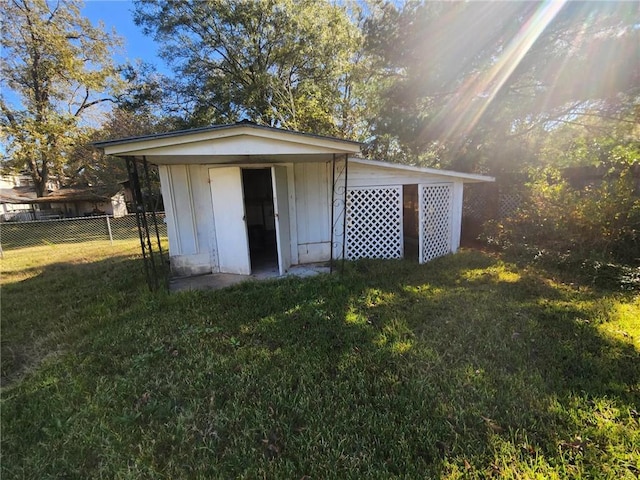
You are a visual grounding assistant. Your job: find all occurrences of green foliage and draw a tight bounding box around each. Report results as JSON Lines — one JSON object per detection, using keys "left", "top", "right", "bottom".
{"left": 2, "top": 245, "right": 639, "bottom": 478}
{"left": 483, "top": 167, "right": 640, "bottom": 269}
{"left": 539, "top": 107, "right": 640, "bottom": 169}
{"left": 116, "top": 60, "right": 167, "bottom": 115}
{"left": 481, "top": 103, "right": 640, "bottom": 278}
{"left": 363, "top": 2, "right": 639, "bottom": 171}
{"left": 0, "top": 0, "right": 122, "bottom": 196}
{"left": 66, "top": 108, "right": 170, "bottom": 187}
{"left": 133, "top": 0, "right": 365, "bottom": 137}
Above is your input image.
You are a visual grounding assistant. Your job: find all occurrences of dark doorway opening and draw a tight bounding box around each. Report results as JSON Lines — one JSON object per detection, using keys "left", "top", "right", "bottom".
{"left": 242, "top": 168, "right": 278, "bottom": 273}
{"left": 403, "top": 184, "right": 419, "bottom": 262}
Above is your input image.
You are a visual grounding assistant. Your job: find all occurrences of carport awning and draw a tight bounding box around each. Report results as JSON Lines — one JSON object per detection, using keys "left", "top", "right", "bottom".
{"left": 93, "top": 122, "right": 362, "bottom": 164}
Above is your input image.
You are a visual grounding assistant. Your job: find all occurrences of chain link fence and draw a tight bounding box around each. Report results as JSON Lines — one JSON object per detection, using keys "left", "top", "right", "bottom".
{"left": 0, "top": 213, "right": 167, "bottom": 251}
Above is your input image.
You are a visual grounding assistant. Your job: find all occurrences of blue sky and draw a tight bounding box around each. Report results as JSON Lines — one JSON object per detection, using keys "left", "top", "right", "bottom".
{"left": 82, "top": 0, "right": 169, "bottom": 73}
{"left": 0, "top": 1, "right": 168, "bottom": 134}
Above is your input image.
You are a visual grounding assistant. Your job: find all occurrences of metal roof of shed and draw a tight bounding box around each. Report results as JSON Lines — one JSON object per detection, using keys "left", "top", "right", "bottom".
{"left": 93, "top": 120, "right": 362, "bottom": 148}
{"left": 94, "top": 122, "right": 361, "bottom": 164}
{"left": 349, "top": 158, "right": 494, "bottom": 183}
{"left": 94, "top": 122, "right": 493, "bottom": 183}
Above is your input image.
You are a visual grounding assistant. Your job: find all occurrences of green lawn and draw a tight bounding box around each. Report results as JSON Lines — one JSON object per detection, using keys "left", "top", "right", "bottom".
{"left": 1, "top": 242, "right": 639, "bottom": 478}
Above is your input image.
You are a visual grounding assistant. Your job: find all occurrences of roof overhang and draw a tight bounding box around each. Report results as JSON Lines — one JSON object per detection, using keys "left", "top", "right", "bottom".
{"left": 93, "top": 123, "right": 362, "bottom": 164}
{"left": 0, "top": 188, "right": 37, "bottom": 204}
{"left": 29, "top": 195, "right": 112, "bottom": 204}
{"left": 93, "top": 124, "right": 494, "bottom": 182}
{"left": 349, "top": 158, "right": 495, "bottom": 183}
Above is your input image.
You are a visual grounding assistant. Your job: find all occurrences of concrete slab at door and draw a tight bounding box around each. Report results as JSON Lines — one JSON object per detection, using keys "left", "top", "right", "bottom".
{"left": 209, "top": 167, "right": 251, "bottom": 275}
{"left": 272, "top": 166, "right": 291, "bottom": 275}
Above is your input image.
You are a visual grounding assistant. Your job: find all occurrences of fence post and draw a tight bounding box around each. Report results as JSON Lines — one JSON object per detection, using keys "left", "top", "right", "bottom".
{"left": 106, "top": 216, "right": 113, "bottom": 245}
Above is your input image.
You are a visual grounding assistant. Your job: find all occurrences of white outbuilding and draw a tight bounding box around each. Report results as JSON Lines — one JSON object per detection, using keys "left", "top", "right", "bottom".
{"left": 96, "top": 122, "right": 493, "bottom": 277}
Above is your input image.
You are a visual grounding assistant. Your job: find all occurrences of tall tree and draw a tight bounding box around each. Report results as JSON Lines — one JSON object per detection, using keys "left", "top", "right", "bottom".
{"left": 538, "top": 106, "right": 640, "bottom": 170}
{"left": 66, "top": 107, "right": 169, "bottom": 188}
{"left": 133, "top": 0, "right": 363, "bottom": 137}
{"left": 363, "top": 1, "right": 639, "bottom": 173}
{"left": 0, "top": 0, "right": 121, "bottom": 196}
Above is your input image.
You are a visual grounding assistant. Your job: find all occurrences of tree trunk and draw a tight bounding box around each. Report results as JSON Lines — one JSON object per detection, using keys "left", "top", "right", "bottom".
{"left": 33, "top": 176, "right": 47, "bottom": 197}
{"left": 28, "top": 158, "right": 48, "bottom": 197}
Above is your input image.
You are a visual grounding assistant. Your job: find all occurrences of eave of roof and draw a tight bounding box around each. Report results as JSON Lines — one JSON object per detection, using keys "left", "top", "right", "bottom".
{"left": 27, "top": 187, "right": 121, "bottom": 204}
{"left": 93, "top": 122, "right": 363, "bottom": 150}
{"left": 349, "top": 157, "right": 495, "bottom": 183}
{"left": 91, "top": 123, "right": 493, "bottom": 183}
{"left": 0, "top": 187, "right": 38, "bottom": 203}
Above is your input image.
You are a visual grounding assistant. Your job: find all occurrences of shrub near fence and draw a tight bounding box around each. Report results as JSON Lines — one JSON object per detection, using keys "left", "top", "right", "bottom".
{"left": 0, "top": 213, "right": 167, "bottom": 251}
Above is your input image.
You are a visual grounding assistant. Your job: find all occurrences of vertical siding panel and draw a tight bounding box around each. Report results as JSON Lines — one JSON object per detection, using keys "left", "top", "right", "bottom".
{"left": 294, "top": 162, "right": 332, "bottom": 262}
{"left": 295, "top": 162, "right": 330, "bottom": 244}
{"left": 287, "top": 164, "right": 298, "bottom": 264}
{"left": 451, "top": 181, "right": 464, "bottom": 252}
{"left": 189, "top": 165, "right": 217, "bottom": 269}
{"left": 313, "top": 162, "right": 330, "bottom": 241}
{"left": 159, "top": 165, "right": 181, "bottom": 255}
{"left": 169, "top": 165, "right": 198, "bottom": 255}
{"left": 294, "top": 163, "right": 309, "bottom": 244}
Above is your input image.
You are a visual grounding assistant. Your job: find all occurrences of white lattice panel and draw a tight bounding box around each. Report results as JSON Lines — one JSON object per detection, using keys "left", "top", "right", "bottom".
{"left": 420, "top": 184, "right": 453, "bottom": 262}
{"left": 345, "top": 187, "right": 403, "bottom": 260}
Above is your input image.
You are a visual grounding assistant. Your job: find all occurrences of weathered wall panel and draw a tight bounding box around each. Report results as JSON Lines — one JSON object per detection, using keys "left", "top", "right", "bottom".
{"left": 294, "top": 162, "right": 332, "bottom": 262}
{"left": 168, "top": 165, "right": 198, "bottom": 256}
{"left": 161, "top": 165, "right": 217, "bottom": 276}
{"left": 158, "top": 165, "right": 181, "bottom": 255}
{"left": 451, "top": 182, "right": 464, "bottom": 252}
{"left": 189, "top": 165, "right": 218, "bottom": 271}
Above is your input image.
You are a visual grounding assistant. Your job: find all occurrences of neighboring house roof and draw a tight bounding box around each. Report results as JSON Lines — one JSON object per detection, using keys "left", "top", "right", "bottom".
{"left": 0, "top": 186, "right": 38, "bottom": 204}
{"left": 28, "top": 186, "right": 122, "bottom": 204}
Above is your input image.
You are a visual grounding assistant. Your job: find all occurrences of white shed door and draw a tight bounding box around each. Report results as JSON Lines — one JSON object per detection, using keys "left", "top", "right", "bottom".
{"left": 271, "top": 166, "right": 291, "bottom": 275}
{"left": 419, "top": 183, "right": 453, "bottom": 263}
{"left": 209, "top": 167, "right": 251, "bottom": 275}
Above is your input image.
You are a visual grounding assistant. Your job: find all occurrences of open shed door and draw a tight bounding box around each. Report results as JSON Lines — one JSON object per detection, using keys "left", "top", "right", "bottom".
{"left": 271, "top": 166, "right": 291, "bottom": 275}
{"left": 209, "top": 167, "right": 251, "bottom": 275}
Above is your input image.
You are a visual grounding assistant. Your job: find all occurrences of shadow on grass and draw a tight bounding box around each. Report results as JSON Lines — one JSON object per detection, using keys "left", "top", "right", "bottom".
{"left": 2, "top": 250, "right": 639, "bottom": 478}
{"left": 1, "top": 253, "right": 148, "bottom": 386}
